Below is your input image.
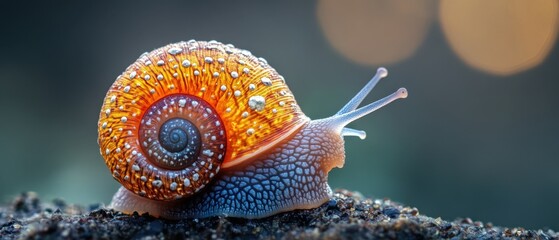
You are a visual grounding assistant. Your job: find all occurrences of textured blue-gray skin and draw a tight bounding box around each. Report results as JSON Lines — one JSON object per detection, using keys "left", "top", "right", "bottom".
{"left": 110, "top": 120, "right": 346, "bottom": 219}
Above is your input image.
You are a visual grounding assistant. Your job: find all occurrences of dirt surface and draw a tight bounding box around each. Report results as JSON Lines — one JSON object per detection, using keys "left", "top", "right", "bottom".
{"left": 0, "top": 190, "right": 557, "bottom": 239}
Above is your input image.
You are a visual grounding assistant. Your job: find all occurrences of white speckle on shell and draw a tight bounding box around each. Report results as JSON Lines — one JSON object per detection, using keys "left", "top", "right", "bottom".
{"left": 202, "top": 149, "right": 214, "bottom": 157}
{"left": 170, "top": 182, "right": 178, "bottom": 191}
{"left": 132, "top": 164, "right": 140, "bottom": 171}
{"left": 168, "top": 47, "right": 183, "bottom": 55}
{"left": 123, "top": 86, "right": 130, "bottom": 93}
{"left": 246, "top": 128, "right": 255, "bottom": 135}
{"left": 249, "top": 84, "right": 256, "bottom": 91}
{"left": 152, "top": 180, "right": 163, "bottom": 188}
{"left": 230, "top": 71, "right": 239, "bottom": 78}
{"left": 184, "top": 178, "right": 191, "bottom": 187}
{"left": 261, "top": 77, "right": 272, "bottom": 86}
{"left": 248, "top": 96, "right": 266, "bottom": 111}
{"left": 182, "top": 60, "right": 191, "bottom": 67}
{"left": 178, "top": 99, "right": 187, "bottom": 107}
{"left": 234, "top": 90, "right": 241, "bottom": 97}
{"left": 220, "top": 85, "right": 227, "bottom": 91}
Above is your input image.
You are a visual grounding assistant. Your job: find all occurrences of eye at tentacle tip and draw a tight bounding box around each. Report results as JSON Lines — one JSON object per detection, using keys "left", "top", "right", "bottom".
{"left": 376, "top": 67, "right": 388, "bottom": 78}
{"left": 397, "top": 87, "right": 408, "bottom": 99}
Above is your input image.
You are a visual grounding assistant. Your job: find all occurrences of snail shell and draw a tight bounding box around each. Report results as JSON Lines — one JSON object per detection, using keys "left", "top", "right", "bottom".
{"left": 98, "top": 40, "right": 407, "bottom": 218}
{"left": 98, "top": 40, "right": 307, "bottom": 201}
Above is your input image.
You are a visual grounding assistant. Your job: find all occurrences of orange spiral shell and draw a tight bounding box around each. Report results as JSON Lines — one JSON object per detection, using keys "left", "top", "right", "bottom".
{"left": 98, "top": 40, "right": 309, "bottom": 200}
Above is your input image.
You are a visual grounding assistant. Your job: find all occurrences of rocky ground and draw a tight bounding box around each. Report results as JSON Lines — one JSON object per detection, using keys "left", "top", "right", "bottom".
{"left": 0, "top": 190, "right": 557, "bottom": 239}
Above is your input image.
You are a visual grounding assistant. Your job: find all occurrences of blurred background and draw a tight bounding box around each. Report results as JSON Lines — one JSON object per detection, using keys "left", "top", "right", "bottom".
{"left": 1, "top": 0, "right": 558, "bottom": 230}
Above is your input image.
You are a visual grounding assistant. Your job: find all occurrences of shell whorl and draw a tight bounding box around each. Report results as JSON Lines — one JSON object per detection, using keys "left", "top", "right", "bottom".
{"left": 98, "top": 40, "right": 308, "bottom": 201}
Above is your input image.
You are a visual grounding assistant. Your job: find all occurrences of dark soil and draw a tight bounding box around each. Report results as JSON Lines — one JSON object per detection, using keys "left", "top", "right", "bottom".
{"left": 0, "top": 190, "right": 557, "bottom": 239}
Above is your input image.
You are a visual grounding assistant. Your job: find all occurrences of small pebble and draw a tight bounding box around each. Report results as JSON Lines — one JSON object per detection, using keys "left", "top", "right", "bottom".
{"left": 382, "top": 207, "right": 400, "bottom": 218}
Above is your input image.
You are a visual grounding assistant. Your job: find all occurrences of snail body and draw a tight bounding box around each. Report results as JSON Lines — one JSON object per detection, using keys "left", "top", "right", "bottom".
{"left": 98, "top": 40, "right": 407, "bottom": 219}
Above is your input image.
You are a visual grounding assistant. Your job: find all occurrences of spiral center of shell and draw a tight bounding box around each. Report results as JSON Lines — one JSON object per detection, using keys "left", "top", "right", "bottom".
{"left": 158, "top": 118, "right": 199, "bottom": 154}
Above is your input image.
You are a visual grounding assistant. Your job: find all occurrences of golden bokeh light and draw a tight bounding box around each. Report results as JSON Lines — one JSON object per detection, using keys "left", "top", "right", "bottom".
{"left": 317, "top": 0, "right": 436, "bottom": 66}
{"left": 439, "top": 0, "right": 559, "bottom": 76}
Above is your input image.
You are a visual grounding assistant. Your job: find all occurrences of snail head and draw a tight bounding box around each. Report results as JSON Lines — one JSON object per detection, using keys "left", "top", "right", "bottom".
{"left": 307, "top": 67, "right": 408, "bottom": 171}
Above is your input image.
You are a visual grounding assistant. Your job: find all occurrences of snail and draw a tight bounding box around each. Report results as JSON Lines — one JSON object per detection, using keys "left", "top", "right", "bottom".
{"left": 98, "top": 40, "right": 407, "bottom": 219}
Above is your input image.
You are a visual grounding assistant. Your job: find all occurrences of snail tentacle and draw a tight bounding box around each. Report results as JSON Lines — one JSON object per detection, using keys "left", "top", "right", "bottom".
{"left": 320, "top": 68, "right": 407, "bottom": 137}
{"left": 336, "top": 67, "right": 388, "bottom": 115}
{"left": 333, "top": 88, "right": 408, "bottom": 130}
{"left": 341, "top": 127, "right": 367, "bottom": 140}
